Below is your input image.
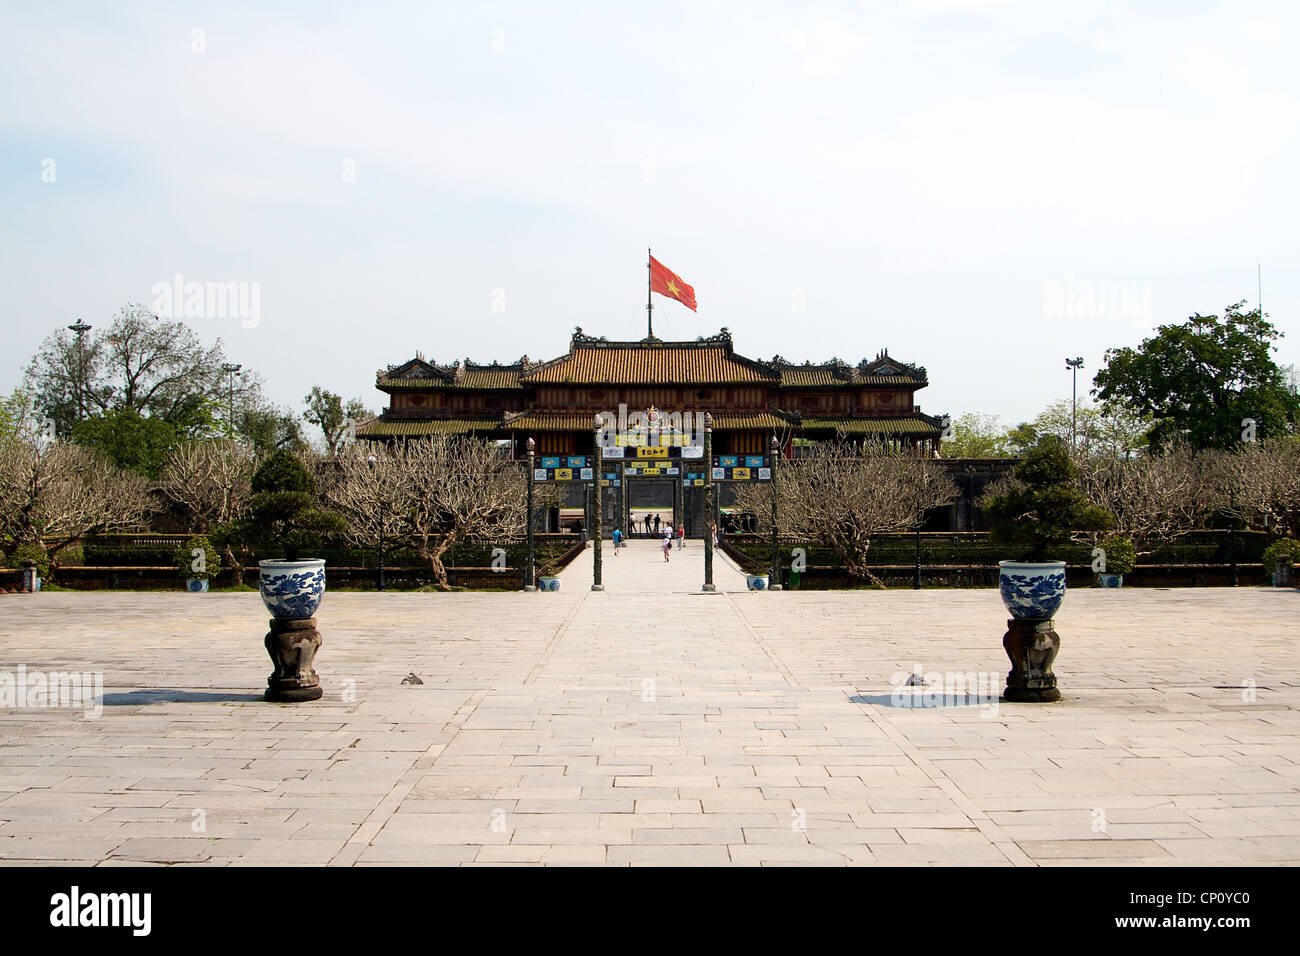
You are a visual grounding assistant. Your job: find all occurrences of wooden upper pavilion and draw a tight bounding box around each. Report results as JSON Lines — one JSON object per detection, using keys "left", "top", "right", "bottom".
{"left": 356, "top": 327, "right": 945, "bottom": 457}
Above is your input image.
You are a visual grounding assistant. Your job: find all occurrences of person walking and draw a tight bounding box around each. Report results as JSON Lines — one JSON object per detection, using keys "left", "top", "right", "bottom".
{"left": 676, "top": 524, "right": 685, "bottom": 550}
{"left": 653, "top": 513, "right": 661, "bottom": 535}
{"left": 643, "top": 513, "right": 652, "bottom": 536}
{"left": 661, "top": 529, "right": 672, "bottom": 562}
{"left": 612, "top": 527, "right": 623, "bottom": 555}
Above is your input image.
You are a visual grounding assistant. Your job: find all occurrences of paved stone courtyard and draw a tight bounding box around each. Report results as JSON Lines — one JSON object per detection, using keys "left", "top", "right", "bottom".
{"left": 1, "top": 541, "right": 1297, "bottom": 866}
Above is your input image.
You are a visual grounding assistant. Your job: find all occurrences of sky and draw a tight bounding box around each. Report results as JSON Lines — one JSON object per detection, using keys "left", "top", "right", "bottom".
{"left": 2, "top": 0, "right": 1296, "bottom": 430}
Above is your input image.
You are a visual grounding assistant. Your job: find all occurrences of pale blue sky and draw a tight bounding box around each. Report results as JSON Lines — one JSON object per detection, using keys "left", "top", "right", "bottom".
{"left": 2, "top": 0, "right": 1295, "bottom": 427}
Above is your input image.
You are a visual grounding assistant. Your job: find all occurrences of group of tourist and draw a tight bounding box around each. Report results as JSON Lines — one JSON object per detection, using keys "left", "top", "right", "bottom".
{"left": 609, "top": 514, "right": 690, "bottom": 561}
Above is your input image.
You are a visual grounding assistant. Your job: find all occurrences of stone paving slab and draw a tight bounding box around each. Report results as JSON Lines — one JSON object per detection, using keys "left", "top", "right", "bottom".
{"left": 0, "top": 573, "right": 1296, "bottom": 866}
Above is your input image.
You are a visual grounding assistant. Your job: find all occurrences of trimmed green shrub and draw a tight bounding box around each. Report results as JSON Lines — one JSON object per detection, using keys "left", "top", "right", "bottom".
{"left": 1262, "top": 538, "right": 1300, "bottom": 569}
{"left": 11, "top": 542, "right": 51, "bottom": 580}
{"left": 213, "top": 450, "right": 346, "bottom": 563}
{"left": 175, "top": 535, "right": 221, "bottom": 580}
{"left": 983, "top": 437, "right": 1114, "bottom": 561}
{"left": 1097, "top": 534, "right": 1136, "bottom": 576}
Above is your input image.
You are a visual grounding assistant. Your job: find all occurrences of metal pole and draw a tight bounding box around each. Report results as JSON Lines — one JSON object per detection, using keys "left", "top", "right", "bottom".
{"left": 769, "top": 434, "right": 781, "bottom": 589}
{"left": 525, "top": 438, "right": 536, "bottom": 591}
{"left": 221, "top": 362, "right": 242, "bottom": 438}
{"left": 592, "top": 415, "right": 604, "bottom": 591}
{"left": 67, "top": 319, "right": 92, "bottom": 426}
{"left": 703, "top": 413, "right": 716, "bottom": 591}
{"left": 646, "top": 247, "right": 654, "bottom": 340}
{"left": 1065, "top": 357, "right": 1083, "bottom": 450}
{"left": 914, "top": 526, "right": 922, "bottom": 590}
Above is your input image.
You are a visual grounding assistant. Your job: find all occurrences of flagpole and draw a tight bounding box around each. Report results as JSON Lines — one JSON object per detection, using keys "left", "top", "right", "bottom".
{"left": 646, "top": 247, "right": 654, "bottom": 340}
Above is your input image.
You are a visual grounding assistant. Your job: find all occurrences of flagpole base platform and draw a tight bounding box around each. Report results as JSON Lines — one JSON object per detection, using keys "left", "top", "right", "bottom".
{"left": 591, "top": 584, "right": 604, "bottom": 591}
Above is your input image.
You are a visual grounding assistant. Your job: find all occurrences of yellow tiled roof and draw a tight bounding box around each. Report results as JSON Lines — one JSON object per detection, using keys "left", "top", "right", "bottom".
{"left": 356, "top": 418, "right": 504, "bottom": 437}
{"left": 710, "top": 412, "right": 791, "bottom": 430}
{"left": 380, "top": 368, "right": 523, "bottom": 390}
{"left": 500, "top": 411, "right": 597, "bottom": 432}
{"left": 780, "top": 369, "right": 925, "bottom": 387}
{"left": 800, "top": 416, "right": 942, "bottom": 436}
{"left": 522, "top": 344, "right": 777, "bottom": 385}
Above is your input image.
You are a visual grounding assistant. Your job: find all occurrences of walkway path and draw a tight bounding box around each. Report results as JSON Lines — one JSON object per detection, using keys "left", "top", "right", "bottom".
{"left": 558, "top": 538, "right": 750, "bottom": 593}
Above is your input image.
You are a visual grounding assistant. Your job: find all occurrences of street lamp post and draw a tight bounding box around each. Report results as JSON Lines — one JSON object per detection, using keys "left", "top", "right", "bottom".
{"left": 67, "top": 319, "right": 92, "bottom": 426}
{"left": 367, "top": 454, "right": 385, "bottom": 591}
{"left": 525, "top": 437, "right": 536, "bottom": 592}
{"left": 1065, "top": 357, "right": 1084, "bottom": 450}
{"left": 592, "top": 415, "right": 604, "bottom": 592}
{"left": 768, "top": 434, "right": 782, "bottom": 590}
{"left": 221, "top": 363, "right": 242, "bottom": 437}
{"left": 703, "top": 413, "right": 716, "bottom": 592}
{"left": 914, "top": 525, "right": 922, "bottom": 590}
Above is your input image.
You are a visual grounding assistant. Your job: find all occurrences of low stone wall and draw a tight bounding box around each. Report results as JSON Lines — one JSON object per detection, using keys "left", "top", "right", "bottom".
{"left": 719, "top": 541, "right": 1269, "bottom": 589}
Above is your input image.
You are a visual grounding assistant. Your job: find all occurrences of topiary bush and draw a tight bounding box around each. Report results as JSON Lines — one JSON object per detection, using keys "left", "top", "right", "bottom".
{"left": 983, "top": 436, "right": 1115, "bottom": 561}
{"left": 175, "top": 535, "right": 221, "bottom": 580}
{"left": 11, "top": 542, "right": 51, "bottom": 580}
{"left": 1262, "top": 537, "right": 1300, "bottom": 570}
{"left": 1096, "top": 534, "right": 1136, "bottom": 576}
{"left": 213, "top": 450, "right": 345, "bottom": 563}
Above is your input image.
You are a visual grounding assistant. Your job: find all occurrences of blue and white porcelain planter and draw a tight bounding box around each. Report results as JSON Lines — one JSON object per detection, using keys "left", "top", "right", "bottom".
{"left": 1097, "top": 573, "right": 1123, "bottom": 588}
{"left": 259, "top": 560, "right": 327, "bottom": 620}
{"left": 998, "top": 561, "right": 1067, "bottom": 621}
{"left": 746, "top": 574, "right": 768, "bottom": 591}
{"left": 186, "top": 578, "right": 210, "bottom": 593}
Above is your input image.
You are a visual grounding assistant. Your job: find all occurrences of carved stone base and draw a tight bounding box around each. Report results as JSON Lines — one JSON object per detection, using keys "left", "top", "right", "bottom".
{"left": 1002, "top": 618, "right": 1062, "bottom": 703}
{"left": 265, "top": 617, "right": 323, "bottom": 703}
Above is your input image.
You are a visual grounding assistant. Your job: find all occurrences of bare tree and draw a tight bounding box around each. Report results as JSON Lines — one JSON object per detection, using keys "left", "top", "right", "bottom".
{"left": 159, "top": 439, "right": 255, "bottom": 531}
{"left": 733, "top": 441, "right": 957, "bottom": 586}
{"left": 320, "top": 445, "right": 413, "bottom": 552}
{"left": 1207, "top": 438, "right": 1300, "bottom": 538}
{"left": 0, "top": 439, "right": 152, "bottom": 561}
{"left": 323, "top": 437, "right": 526, "bottom": 589}
{"left": 1068, "top": 442, "right": 1218, "bottom": 551}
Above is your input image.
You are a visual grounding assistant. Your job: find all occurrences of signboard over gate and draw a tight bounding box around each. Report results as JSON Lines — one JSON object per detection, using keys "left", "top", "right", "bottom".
{"left": 712, "top": 456, "right": 771, "bottom": 481}
{"left": 534, "top": 456, "right": 593, "bottom": 481}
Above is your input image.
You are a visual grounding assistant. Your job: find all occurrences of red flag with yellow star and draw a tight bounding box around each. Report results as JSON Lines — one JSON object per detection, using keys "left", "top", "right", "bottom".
{"left": 649, "top": 255, "right": 697, "bottom": 312}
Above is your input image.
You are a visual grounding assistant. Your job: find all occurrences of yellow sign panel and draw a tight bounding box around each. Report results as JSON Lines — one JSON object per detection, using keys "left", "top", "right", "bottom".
{"left": 732, "top": 467, "right": 751, "bottom": 480}
{"left": 636, "top": 446, "right": 668, "bottom": 458}
{"left": 639, "top": 467, "right": 663, "bottom": 475}
{"left": 555, "top": 468, "right": 572, "bottom": 480}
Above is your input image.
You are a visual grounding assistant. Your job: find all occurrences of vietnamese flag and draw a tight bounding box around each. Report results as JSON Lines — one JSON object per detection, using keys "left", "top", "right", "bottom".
{"left": 649, "top": 255, "right": 697, "bottom": 312}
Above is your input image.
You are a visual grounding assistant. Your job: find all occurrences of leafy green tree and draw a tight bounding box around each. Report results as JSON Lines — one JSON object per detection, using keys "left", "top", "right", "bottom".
{"left": 1005, "top": 421, "right": 1040, "bottom": 456}
{"left": 24, "top": 304, "right": 228, "bottom": 439}
{"left": 302, "top": 386, "right": 372, "bottom": 456}
{"left": 941, "top": 413, "right": 1012, "bottom": 458}
{"left": 70, "top": 408, "right": 178, "bottom": 478}
{"left": 241, "top": 404, "right": 309, "bottom": 459}
{"left": 1029, "top": 399, "right": 1150, "bottom": 459}
{"left": 1094, "top": 301, "right": 1299, "bottom": 451}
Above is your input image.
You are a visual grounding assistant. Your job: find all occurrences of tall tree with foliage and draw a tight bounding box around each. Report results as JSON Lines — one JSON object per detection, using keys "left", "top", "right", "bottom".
{"left": 24, "top": 304, "right": 229, "bottom": 439}
{"left": 302, "top": 386, "right": 372, "bottom": 457}
{"left": 940, "top": 413, "right": 1012, "bottom": 458}
{"left": 70, "top": 408, "right": 178, "bottom": 478}
{"left": 1093, "top": 302, "right": 1299, "bottom": 451}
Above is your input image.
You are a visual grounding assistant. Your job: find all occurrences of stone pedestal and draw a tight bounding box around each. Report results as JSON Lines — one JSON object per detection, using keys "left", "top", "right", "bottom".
{"left": 1002, "top": 618, "right": 1061, "bottom": 702}
{"left": 264, "top": 617, "right": 323, "bottom": 703}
